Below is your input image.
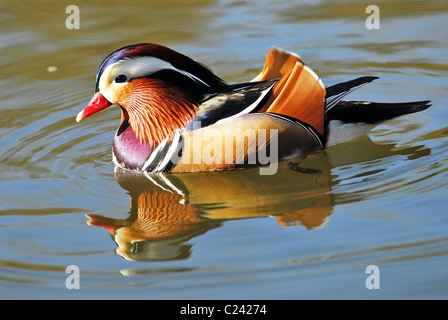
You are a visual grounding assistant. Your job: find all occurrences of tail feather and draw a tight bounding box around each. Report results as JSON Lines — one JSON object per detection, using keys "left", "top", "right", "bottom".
{"left": 325, "top": 76, "right": 379, "bottom": 111}
{"left": 327, "top": 100, "right": 431, "bottom": 123}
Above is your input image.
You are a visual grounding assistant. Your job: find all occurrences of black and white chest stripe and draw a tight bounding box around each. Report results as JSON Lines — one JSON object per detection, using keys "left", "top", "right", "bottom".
{"left": 141, "top": 130, "right": 183, "bottom": 173}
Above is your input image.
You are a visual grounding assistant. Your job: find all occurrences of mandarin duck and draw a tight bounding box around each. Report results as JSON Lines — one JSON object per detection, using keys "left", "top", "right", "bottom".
{"left": 76, "top": 43, "right": 430, "bottom": 174}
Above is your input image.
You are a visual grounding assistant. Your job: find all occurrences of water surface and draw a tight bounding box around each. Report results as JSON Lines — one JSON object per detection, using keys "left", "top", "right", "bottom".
{"left": 1, "top": 0, "right": 447, "bottom": 299}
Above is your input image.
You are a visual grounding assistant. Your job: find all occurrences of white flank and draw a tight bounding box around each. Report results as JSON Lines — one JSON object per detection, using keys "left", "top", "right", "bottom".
{"left": 326, "top": 120, "right": 376, "bottom": 147}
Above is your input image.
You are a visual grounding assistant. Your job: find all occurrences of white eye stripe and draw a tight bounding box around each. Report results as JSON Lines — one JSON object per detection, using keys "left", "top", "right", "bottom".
{"left": 176, "top": 68, "right": 210, "bottom": 87}
{"left": 111, "top": 57, "right": 210, "bottom": 86}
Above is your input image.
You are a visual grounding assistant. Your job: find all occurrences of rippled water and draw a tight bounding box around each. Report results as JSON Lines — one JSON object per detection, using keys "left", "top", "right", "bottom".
{"left": 1, "top": 0, "right": 447, "bottom": 299}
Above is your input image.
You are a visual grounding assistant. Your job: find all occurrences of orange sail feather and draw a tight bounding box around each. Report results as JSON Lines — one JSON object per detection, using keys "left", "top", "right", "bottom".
{"left": 253, "top": 47, "right": 326, "bottom": 135}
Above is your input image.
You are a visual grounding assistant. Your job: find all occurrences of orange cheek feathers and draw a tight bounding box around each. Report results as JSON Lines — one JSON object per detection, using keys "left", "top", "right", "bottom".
{"left": 120, "top": 78, "right": 198, "bottom": 145}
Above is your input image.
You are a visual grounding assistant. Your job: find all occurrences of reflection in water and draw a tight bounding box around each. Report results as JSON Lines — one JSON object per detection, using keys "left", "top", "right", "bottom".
{"left": 88, "top": 169, "right": 222, "bottom": 261}
{"left": 86, "top": 135, "right": 431, "bottom": 262}
{"left": 87, "top": 156, "right": 334, "bottom": 261}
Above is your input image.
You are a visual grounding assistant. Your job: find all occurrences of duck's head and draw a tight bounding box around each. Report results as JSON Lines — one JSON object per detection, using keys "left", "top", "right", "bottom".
{"left": 76, "top": 43, "right": 226, "bottom": 144}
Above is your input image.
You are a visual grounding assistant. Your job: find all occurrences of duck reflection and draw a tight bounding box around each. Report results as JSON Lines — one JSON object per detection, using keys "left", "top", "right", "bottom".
{"left": 86, "top": 154, "right": 333, "bottom": 261}
{"left": 86, "top": 136, "right": 430, "bottom": 262}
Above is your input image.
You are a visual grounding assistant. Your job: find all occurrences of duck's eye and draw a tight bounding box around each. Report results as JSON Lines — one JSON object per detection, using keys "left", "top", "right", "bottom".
{"left": 114, "top": 74, "right": 127, "bottom": 83}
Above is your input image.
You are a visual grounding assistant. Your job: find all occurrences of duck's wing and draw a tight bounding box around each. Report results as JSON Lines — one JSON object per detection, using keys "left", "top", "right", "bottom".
{"left": 186, "top": 80, "right": 277, "bottom": 130}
